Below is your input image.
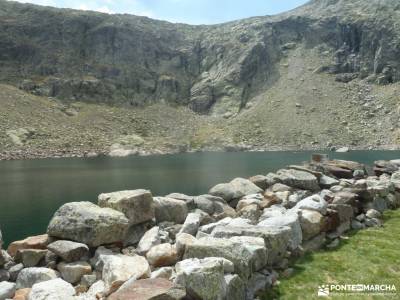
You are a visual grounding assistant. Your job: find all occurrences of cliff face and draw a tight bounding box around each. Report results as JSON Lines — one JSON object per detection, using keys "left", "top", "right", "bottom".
{"left": 0, "top": 0, "right": 399, "bottom": 116}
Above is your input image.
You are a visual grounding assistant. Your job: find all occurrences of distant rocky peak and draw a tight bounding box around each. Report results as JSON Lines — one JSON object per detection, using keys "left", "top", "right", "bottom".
{"left": 0, "top": 0, "right": 399, "bottom": 115}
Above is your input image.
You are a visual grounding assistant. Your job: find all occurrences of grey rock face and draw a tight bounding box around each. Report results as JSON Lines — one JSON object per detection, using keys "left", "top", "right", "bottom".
{"left": 294, "top": 194, "right": 328, "bottom": 215}
{"left": 228, "top": 236, "right": 268, "bottom": 271}
{"left": 271, "top": 183, "right": 293, "bottom": 193}
{"left": 80, "top": 274, "right": 97, "bottom": 288}
{"left": 101, "top": 254, "right": 151, "bottom": 288}
{"left": 0, "top": 269, "right": 9, "bottom": 282}
{"left": 366, "top": 177, "right": 394, "bottom": 198}
{"left": 175, "top": 233, "right": 197, "bottom": 258}
{"left": 302, "top": 233, "right": 326, "bottom": 252}
{"left": 108, "top": 278, "right": 186, "bottom": 300}
{"left": 0, "top": 254, "right": 6, "bottom": 268}
{"left": 47, "top": 240, "right": 89, "bottom": 262}
{"left": 246, "top": 272, "right": 270, "bottom": 300}
{"left": 136, "top": 226, "right": 162, "bottom": 255}
{"left": 192, "top": 196, "right": 216, "bottom": 215}
{"left": 57, "top": 261, "right": 92, "bottom": 284}
{"left": 184, "top": 237, "right": 265, "bottom": 279}
{"left": 276, "top": 169, "right": 320, "bottom": 191}
{"left": 16, "top": 249, "right": 47, "bottom": 267}
{"left": 150, "top": 267, "right": 174, "bottom": 280}
{"left": 179, "top": 213, "right": 201, "bottom": 236}
{"left": 249, "top": 175, "right": 269, "bottom": 190}
{"left": 319, "top": 175, "right": 340, "bottom": 188}
{"left": 371, "top": 197, "right": 389, "bottom": 213}
{"left": 198, "top": 217, "right": 235, "bottom": 235}
{"left": 98, "top": 189, "right": 155, "bottom": 225}
{"left": 0, "top": 0, "right": 400, "bottom": 116}
{"left": 365, "top": 217, "right": 382, "bottom": 227}
{"left": 91, "top": 246, "right": 114, "bottom": 272}
{"left": 146, "top": 243, "right": 178, "bottom": 267}
{"left": 351, "top": 220, "right": 365, "bottom": 230}
{"left": 299, "top": 210, "right": 324, "bottom": 241}
{"left": 329, "top": 204, "right": 354, "bottom": 223}
{"left": 209, "top": 178, "right": 263, "bottom": 203}
{"left": 47, "top": 202, "right": 129, "bottom": 247}
{"left": 0, "top": 281, "right": 16, "bottom": 300}
{"left": 193, "top": 195, "right": 227, "bottom": 215}
{"left": 390, "top": 171, "right": 400, "bottom": 190}
{"left": 165, "top": 193, "right": 196, "bottom": 210}
{"left": 123, "top": 221, "right": 155, "bottom": 247}
{"left": 16, "top": 267, "right": 59, "bottom": 289}
{"left": 154, "top": 197, "right": 188, "bottom": 224}
{"left": 238, "top": 204, "right": 262, "bottom": 224}
{"left": 29, "top": 278, "right": 75, "bottom": 300}
{"left": 258, "top": 212, "right": 302, "bottom": 250}
{"left": 366, "top": 209, "right": 381, "bottom": 219}
{"left": 175, "top": 258, "right": 228, "bottom": 300}
{"left": 332, "top": 191, "right": 358, "bottom": 205}
{"left": 225, "top": 274, "right": 246, "bottom": 300}
{"left": 80, "top": 280, "right": 106, "bottom": 299}
{"left": 9, "top": 263, "right": 24, "bottom": 282}
{"left": 210, "top": 225, "right": 291, "bottom": 266}
{"left": 260, "top": 206, "right": 287, "bottom": 220}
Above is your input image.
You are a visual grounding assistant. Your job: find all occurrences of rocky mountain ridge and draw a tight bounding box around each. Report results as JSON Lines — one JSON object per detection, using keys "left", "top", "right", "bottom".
{"left": 1, "top": 0, "right": 400, "bottom": 157}
{"left": 1, "top": 0, "right": 399, "bottom": 116}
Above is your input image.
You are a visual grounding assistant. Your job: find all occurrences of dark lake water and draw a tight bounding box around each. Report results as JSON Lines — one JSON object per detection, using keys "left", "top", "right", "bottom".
{"left": 1, "top": 151, "right": 399, "bottom": 246}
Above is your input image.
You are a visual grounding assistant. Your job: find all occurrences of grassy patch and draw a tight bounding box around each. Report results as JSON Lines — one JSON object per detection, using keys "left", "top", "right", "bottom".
{"left": 264, "top": 210, "right": 400, "bottom": 299}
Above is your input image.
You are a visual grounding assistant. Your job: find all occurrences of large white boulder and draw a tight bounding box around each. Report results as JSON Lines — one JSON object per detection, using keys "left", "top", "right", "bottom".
{"left": 210, "top": 225, "right": 291, "bottom": 266}
{"left": 29, "top": 278, "right": 75, "bottom": 300}
{"left": 183, "top": 237, "right": 263, "bottom": 279}
{"left": 258, "top": 212, "right": 302, "bottom": 250}
{"left": 102, "top": 254, "right": 151, "bottom": 288}
{"left": 57, "top": 261, "right": 92, "bottom": 284}
{"left": 146, "top": 243, "right": 178, "bottom": 267}
{"left": 276, "top": 169, "right": 320, "bottom": 191}
{"left": 47, "top": 202, "right": 129, "bottom": 247}
{"left": 136, "top": 226, "right": 162, "bottom": 255}
{"left": 179, "top": 213, "right": 201, "bottom": 236}
{"left": 299, "top": 210, "right": 324, "bottom": 240}
{"left": 153, "top": 197, "right": 188, "bottom": 224}
{"left": 47, "top": 240, "right": 89, "bottom": 262}
{"left": 98, "top": 189, "right": 155, "bottom": 225}
{"left": 174, "top": 258, "right": 229, "bottom": 300}
{"left": 16, "top": 267, "right": 59, "bottom": 289}
{"left": 0, "top": 281, "right": 16, "bottom": 300}
{"left": 209, "top": 178, "right": 263, "bottom": 203}
{"left": 293, "top": 194, "right": 328, "bottom": 214}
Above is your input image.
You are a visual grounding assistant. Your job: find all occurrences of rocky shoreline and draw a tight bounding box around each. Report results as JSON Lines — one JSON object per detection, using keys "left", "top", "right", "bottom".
{"left": 1, "top": 157, "right": 400, "bottom": 299}
{"left": 1, "top": 144, "right": 400, "bottom": 161}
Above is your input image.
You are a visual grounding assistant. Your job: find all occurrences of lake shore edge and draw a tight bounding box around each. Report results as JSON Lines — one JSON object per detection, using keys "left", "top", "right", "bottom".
{"left": 1, "top": 143, "right": 400, "bottom": 161}
{"left": 1, "top": 156, "right": 400, "bottom": 299}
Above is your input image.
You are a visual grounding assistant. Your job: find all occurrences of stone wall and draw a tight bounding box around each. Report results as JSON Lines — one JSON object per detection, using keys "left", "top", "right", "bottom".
{"left": 1, "top": 157, "right": 400, "bottom": 299}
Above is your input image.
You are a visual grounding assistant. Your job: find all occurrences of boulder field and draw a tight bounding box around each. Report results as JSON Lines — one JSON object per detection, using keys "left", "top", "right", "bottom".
{"left": 1, "top": 157, "right": 400, "bottom": 300}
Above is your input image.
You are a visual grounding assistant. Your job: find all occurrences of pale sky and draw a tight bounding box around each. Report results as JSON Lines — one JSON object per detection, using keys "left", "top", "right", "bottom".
{"left": 11, "top": 0, "right": 309, "bottom": 24}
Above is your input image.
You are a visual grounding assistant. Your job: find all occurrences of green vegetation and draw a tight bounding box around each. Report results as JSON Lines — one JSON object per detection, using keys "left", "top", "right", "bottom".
{"left": 264, "top": 210, "right": 400, "bottom": 299}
